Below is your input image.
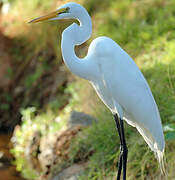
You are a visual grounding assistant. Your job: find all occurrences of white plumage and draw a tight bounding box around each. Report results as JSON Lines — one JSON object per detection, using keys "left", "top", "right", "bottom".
{"left": 29, "top": 2, "right": 165, "bottom": 176}
{"left": 88, "top": 37, "right": 165, "bottom": 163}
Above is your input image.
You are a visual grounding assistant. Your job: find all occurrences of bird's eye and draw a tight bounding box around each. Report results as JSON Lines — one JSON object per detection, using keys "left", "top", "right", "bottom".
{"left": 58, "top": 7, "right": 70, "bottom": 15}
{"left": 66, "top": 7, "right": 70, "bottom": 12}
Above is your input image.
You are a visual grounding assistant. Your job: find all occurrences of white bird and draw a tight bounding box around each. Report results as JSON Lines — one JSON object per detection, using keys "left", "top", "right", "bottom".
{"left": 29, "top": 2, "right": 165, "bottom": 179}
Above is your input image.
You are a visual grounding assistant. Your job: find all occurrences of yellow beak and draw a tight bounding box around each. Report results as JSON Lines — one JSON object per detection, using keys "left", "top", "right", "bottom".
{"left": 28, "top": 8, "right": 68, "bottom": 23}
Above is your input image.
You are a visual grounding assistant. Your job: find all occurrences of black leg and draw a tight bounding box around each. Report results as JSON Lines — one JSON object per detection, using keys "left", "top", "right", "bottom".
{"left": 113, "top": 114, "right": 128, "bottom": 180}
{"left": 114, "top": 114, "right": 123, "bottom": 180}
{"left": 117, "top": 146, "right": 123, "bottom": 180}
{"left": 119, "top": 117, "right": 128, "bottom": 180}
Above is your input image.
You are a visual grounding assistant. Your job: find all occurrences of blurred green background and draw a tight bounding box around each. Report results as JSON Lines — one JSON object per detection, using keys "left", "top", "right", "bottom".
{"left": 0, "top": 0, "right": 175, "bottom": 179}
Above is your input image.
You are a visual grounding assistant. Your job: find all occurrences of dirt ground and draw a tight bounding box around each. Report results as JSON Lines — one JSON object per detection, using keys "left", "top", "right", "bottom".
{"left": 0, "top": 134, "right": 25, "bottom": 180}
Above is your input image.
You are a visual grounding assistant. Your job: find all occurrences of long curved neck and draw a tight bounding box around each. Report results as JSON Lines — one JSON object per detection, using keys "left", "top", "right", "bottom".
{"left": 61, "top": 9, "right": 92, "bottom": 79}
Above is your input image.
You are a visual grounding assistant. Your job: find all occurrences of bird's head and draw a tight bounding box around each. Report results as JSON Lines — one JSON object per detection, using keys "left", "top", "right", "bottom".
{"left": 28, "top": 2, "right": 85, "bottom": 23}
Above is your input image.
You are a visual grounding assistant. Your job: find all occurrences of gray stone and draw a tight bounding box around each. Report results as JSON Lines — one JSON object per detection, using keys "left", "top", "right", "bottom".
{"left": 68, "top": 111, "right": 97, "bottom": 128}
{"left": 52, "top": 163, "right": 88, "bottom": 180}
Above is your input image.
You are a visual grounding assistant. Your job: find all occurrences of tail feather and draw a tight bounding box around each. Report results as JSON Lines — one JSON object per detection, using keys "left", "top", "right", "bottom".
{"left": 156, "top": 149, "right": 167, "bottom": 177}
{"left": 135, "top": 124, "right": 166, "bottom": 175}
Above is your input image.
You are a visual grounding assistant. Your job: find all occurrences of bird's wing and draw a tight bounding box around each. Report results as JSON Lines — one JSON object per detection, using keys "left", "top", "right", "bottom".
{"left": 103, "top": 48, "right": 165, "bottom": 153}
{"left": 89, "top": 36, "right": 165, "bottom": 171}
{"left": 88, "top": 36, "right": 164, "bottom": 151}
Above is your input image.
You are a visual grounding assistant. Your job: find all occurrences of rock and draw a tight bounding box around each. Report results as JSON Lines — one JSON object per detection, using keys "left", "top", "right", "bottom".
{"left": 54, "top": 126, "right": 82, "bottom": 159}
{"left": 68, "top": 111, "right": 97, "bottom": 128}
{"left": 38, "top": 130, "right": 62, "bottom": 172}
{"left": 52, "top": 162, "right": 88, "bottom": 180}
{"left": 25, "top": 131, "right": 42, "bottom": 172}
{"left": 12, "top": 111, "right": 96, "bottom": 180}
{"left": 38, "top": 126, "right": 83, "bottom": 179}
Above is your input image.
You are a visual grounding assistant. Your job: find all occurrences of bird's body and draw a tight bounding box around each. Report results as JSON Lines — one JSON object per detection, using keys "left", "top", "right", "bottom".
{"left": 29, "top": 2, "right": 165, "bottom": 179}
{"left": 88, "top": 36, "right": 164, "bottom": 153}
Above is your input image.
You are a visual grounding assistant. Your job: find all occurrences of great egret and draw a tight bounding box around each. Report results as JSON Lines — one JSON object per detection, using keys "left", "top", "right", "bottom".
{"left": 29, "top": 2, "right": 165, "bottom": 179}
